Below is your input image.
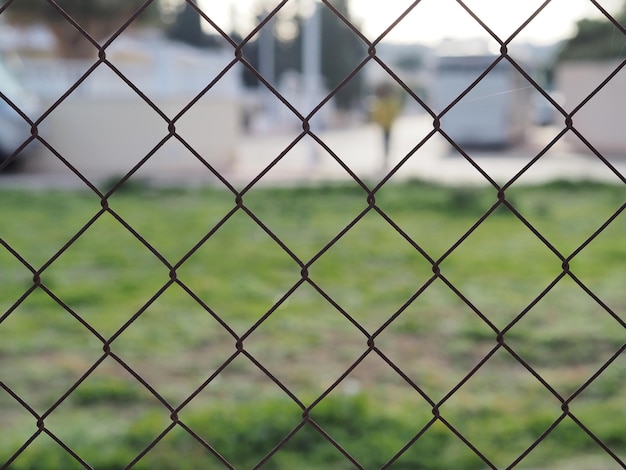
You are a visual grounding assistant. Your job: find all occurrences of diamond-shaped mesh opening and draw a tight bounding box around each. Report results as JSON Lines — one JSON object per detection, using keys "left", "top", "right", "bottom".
{"left": 390, "top": 418, "right": 489, "bottom": 469}
{"left": 373, "top": 182, "right": 496, "bottom": 253}
{"left": 565, "top": 400, "right": 626, "bottom": 464}
{"left": 40, "top": 80, "right": 169, "bottom": 186}
{"left": 504, "top": 182, "right": 625, "bottom": 252}
{"left": 242, "top": 183, "right": 368, "bottom": 259}
{"left": 124, "top": 136, "right": 220, "bottom": 186}
{"left": 0, "top": 288, "right": 103, "bottom": 405}
{"left": 0, "top": 245, "right": 32, "bottom": 315}
{"left": 569, "top": 223, "right": 626, "bottom": 313}
{"left": 36, "top": 213, "right": 171, "bottom": 337}
{"left": 504, "top": 276, "right": 626, "bottom": 397}
{"left": 4, "top": 433, "right": 89, "bottom": 470}
{"left": 438, "top": 207, "right": 565, "bottom": 327}
{"left": 126, "top": 423, "right": 232, "bottom": 469}
{"left": 109, "top": 283, "right": 237, "bottom": 403}
{"left": 0, "top": 190, "right": 98, "bottom": 268}
{"left": 565, "top": 65, "right": 626, "bottom": 155}
{"left": 1, "top": 0, "right": 625, "bottom": 467}
{"left": 177, "top": 381, "right": 305, "bottom": 467}
{"left": 39, "top": 361, "right": 168, "bottom": 464}
{"left": 437, "top": 61, "right": 536, "bottom": 158}
{"left": 308, "top": 210, "right": 435, "bottom": 331}
{"left": 105, "top": 187, "right": 235, "bottom": 260}
{"left": 265, "top": 421, "right": 358, "bottom": 468}
{"left": 375, "top": 279, "right": 499, "bottom": 400}
{"left": 243, "top": 283, "right": 367, "bottom": 398}
{"left": 363, "top": 0, "right": 495, "bottom": 45}
{"left": 507, "top": 145, "right": 626, "bottom": 190}
{"left": 460, "top": 0, "right": 558, "bottom": 40}
{"left": 439, "top": 348, "right": 565, "bottom": 468}
{"left": 303, "top": 383, "right": 433, "bottom": 467}
{"left": 175, "top": 208, "right": 302, "bottom": 333}
{"left": 233, "top": 127, "right": 313, "bottom": 183}
{"left": 519, "top": 426, "right": 625, "bottom": 470}
{"left": 0, "top": 385, "right": 40, "bottom": 464}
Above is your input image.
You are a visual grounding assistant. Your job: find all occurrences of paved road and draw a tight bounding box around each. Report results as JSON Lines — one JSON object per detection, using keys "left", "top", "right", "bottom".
{"left": 1, "top": 114, "right": 625, "bottom": 190}
{"left": 232, "top": 114, "right": 626, "bottom": 188}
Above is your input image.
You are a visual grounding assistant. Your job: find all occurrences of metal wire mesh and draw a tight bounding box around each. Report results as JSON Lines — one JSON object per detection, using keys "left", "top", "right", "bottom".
{"left": 0, "top": 0, "right": 625, "bottom": 468}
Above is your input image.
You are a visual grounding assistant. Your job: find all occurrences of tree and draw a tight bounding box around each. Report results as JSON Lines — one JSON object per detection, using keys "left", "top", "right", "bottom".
{"left": 558, "top": 2, "right": 626, "bottom": 61}
{"left": 241, "top": 0, "right": 365, "bottom": 110}
{"left": 166, "top": 0, "right": 222, "bottom": 48}
{"left": 3, "top": 0, "right": 159, "bottom": 57}
{"left": 319, "top": 0, "right": 365, "bottom": 109}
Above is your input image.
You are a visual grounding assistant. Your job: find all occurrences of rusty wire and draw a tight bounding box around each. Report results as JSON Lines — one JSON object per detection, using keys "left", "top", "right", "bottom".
{"left": 0, "top": 0, "right": 625, "bottom": 468}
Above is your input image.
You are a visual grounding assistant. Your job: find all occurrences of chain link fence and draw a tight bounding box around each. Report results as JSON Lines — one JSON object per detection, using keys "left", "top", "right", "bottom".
{"left": 1, "top": 0, "right": 625, "bottom": 468}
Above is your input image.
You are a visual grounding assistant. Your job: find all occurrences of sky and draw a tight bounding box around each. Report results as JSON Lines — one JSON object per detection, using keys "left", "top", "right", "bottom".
{"left": 199, "top": 0, "right": 623, "bottom": 45}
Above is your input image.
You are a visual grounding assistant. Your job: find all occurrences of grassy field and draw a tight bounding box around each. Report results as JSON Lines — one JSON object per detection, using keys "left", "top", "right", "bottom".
{"left": 0, "top": 179, "right": 624, "bottom": 469}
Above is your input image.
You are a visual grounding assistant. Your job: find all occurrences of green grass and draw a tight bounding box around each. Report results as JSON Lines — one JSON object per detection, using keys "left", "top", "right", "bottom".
{"left": 0, "top": 180, "right": 624, "bottom": 468}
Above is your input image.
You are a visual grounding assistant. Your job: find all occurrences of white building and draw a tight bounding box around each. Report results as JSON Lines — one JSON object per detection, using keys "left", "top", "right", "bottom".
{"left": 4, "top": 28, "right": 245, "bottom": 182}
{"left": 557, "top": 60, "right": 626, "bottom": 157}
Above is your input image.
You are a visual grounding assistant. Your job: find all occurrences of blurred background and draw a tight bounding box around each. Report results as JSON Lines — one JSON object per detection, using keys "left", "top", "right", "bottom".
{"left": 1, "top": 0, "right": 625, "bottom": 185}
{"left": 1, "top": 3, "right": 625, "bottom": 468}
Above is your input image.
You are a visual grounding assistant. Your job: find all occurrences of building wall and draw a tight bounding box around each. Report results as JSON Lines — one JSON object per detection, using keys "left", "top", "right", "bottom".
{"left": 27, "top": 96, "right": 240, "bottom": 180}
{"left": 12, "top": 38, "right": 244, "bottom": 181}
{"left": 557, "top": 61, "right": 626, "bottom": 155}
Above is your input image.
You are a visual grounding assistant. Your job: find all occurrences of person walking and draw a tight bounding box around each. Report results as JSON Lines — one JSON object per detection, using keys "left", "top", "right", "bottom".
{"left": 370, "top": 83, "right": 401, "bottom": 171}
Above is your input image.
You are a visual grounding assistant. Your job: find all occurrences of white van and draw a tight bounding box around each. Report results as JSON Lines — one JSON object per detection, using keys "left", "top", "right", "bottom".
{"left": 432, "top": 54, "right": 532, "bottom": 148}
{"left": 0, "top": 58, "right": 39, "bottom": 164}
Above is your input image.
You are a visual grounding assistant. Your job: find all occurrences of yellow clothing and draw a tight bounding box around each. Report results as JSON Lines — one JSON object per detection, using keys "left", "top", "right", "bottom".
{"left": 371, "top": 97, "right": 400, "bottom": 131}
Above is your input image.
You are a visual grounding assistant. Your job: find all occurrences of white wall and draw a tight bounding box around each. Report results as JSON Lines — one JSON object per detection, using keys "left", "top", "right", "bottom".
{"left": 27, "top": 96, "right": 241, "bottom": 181}
{"left": 14, "top": 37, "right": 245, "bottom": 182}
{"left": 557, "top": 61, "right": 626, "bottom": 155}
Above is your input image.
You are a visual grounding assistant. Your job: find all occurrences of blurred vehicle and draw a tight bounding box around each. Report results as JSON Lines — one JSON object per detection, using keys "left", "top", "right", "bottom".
{"left": 534, "top": 90, "right": 564, "bottom": 126}
{"left": 0, "top": 57, "right": 39, "bottom": 165}
{"left": 432, "top": 54, "right": 532, "bottom": 148}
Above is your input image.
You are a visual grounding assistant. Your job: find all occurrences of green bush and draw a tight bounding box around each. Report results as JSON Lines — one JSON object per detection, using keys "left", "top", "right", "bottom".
{"left": 71, "top": 377, "right": 143, "bottom": 406}
{"left": 4, "top": 393, "right": 626, "bottom": 469}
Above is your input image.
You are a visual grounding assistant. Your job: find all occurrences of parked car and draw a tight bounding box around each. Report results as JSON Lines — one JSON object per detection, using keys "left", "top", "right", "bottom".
{"left": 0, "top": 58, "right": 39, "bottom": 165}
